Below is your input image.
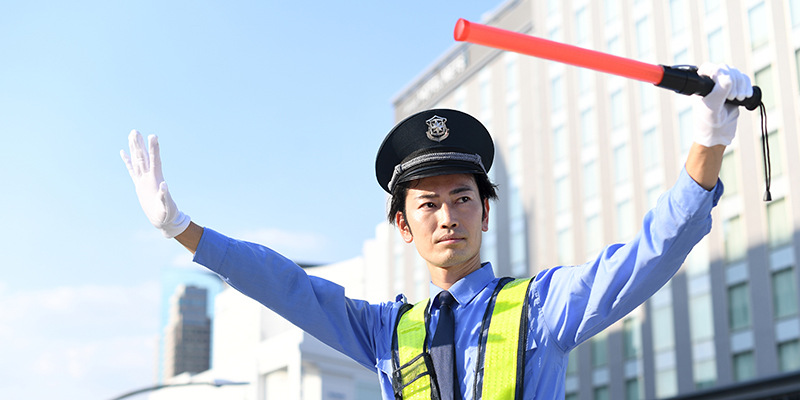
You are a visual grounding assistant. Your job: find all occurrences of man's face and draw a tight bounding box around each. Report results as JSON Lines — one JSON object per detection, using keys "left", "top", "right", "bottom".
{"left": 396, "top": 173, "right": 489, "bottom": 270}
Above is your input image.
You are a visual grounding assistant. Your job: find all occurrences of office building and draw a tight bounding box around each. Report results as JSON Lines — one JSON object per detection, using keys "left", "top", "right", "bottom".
{"left": 163, "top": 284, "right": 212, "bottom": 378}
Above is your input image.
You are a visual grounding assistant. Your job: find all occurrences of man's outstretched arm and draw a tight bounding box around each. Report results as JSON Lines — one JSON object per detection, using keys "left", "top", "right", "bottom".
{"left": 176, "top": 221, "right": 203, "bottom": 254}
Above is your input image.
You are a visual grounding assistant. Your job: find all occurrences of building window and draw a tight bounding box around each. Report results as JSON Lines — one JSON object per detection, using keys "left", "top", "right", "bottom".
{"left": 553, "top": 125, "right": 568, "bottom": 163}
{"left": 779, "top": 339, "right": 800, "bottom": 372}
{"left": 579, "top": 69, "right": 593, "bottom": 95}
{"left": 729, "top": 283, "right": 752, "bottom": 330}
{"left": 566, "top": 393, "right": 578, "bottom": 400}
{"left": 733, "top": 351, "right": 756, "bottom": 381}
{"left": 506, "top": 58, "right": 518, "bottom": 95}
{"left": 576, "top": 7, "right": 589, "bottom": 46}
{"left": 670, "top": 0, "right": 685, "bottom": 35}
{"left": 555, "top": 176, "right": 572, "bottom": 213}
{"left": 594, "top": 385, "right": 610, "bottom": 400}
{"left": 624, "top": 317, "right": 642, "bottom": 358}
{"left": 552, "top": 76, "right": 564, "bottom": 112}
{"left": 767, "top": 198, "right": 791, "bottom": 248}
{"left": 614, "top": 143, "right": 630, "bottom": 184}
{"left": 636, "top": 17, "right": 651, "bottom": 57}
{"left": 640, "top": 82, "right": 655, "bottom": 113}
{"left": 547, "top": 0, "right": 559, "bottom": 15}
{"left": 707, "top": 28, "right": 724, "bottom": 64}
{"left": 557, "top": 228, "right": 574, "bottom": 266}
{"left": 772, "top": 268, "right": 799, "bottom": 318}
{"left": 617, "top": 200, "right": 634, "bottom": 241}
{"left": 791, "top": 0, "right": 800, "bottom": 27}
{"left": 584, "top": 160, "right": 598, "bottom": 200}
{"left": 625, "top": 378, "right": 641, "bottom": 400}
{"left": 642, "top": 128, "right": 659, "bottom": 171}
{"left": 656, "top": 369, "right": 678, "bottom": 398}
{"left": 605, "top": 0, "right": 617, "bottom": 24}
{"left": 695, "top": 359, "right": 717, "bottom": 389}
{"left": 719, "top": 151, "right": 738, "bottom": 196}
{"left": 690, "top": 294, "right": 715, "bottom": 340}
{"left": 653, "top": 305, "right": 676, "bottom": 351}
{"left": 678, "top": 108, "right": 693, "bottom": 155}
{"left": 755, "top": 65, "right": 775, "bottom": 109}
{"left": 592, "top": 331, "right": 608, "bottom": 367}
{"left": 724, "top": 216, "right": 746, "bottom": 262}
{"left": 674, "top": 48, "right": 689, "bottom": 65}
{"left": 586, "top": 214, "right": 603, "bottom": 257}
{"left": 610, "top": 90, "right": 625, "bottom": 129}
{"left": 748, "top": 2, "right": 768, "bottom": 50}
{"left": 762, "top": 130, "right": 784, "bottom": 178}
{"left": 567, "top": 349, "right": 578, "bottom": 375}
{"left": 581, "top": 108, "right": 596, "bottom": 147}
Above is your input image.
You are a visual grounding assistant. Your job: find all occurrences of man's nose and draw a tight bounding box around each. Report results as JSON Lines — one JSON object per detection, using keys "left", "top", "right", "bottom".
{"left": 438, "top": 204, "right": 458, "bottom": 228}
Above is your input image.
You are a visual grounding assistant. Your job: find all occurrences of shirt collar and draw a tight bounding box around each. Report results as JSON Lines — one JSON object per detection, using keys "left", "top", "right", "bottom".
{"left": 429, "top": 262, "right": 496, "bottom": 308}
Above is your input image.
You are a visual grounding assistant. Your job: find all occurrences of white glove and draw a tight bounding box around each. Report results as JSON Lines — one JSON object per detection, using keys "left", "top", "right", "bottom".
{"left": 121, "top": 130, "right": 191, "bottom": 238}
{"left": 693, "top": 63, "right": 753, "bottom": 147}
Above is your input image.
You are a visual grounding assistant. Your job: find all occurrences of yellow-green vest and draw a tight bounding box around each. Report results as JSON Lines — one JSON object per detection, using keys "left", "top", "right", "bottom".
{"left": 390, "top": 277, "right": 534, "bottom": 400}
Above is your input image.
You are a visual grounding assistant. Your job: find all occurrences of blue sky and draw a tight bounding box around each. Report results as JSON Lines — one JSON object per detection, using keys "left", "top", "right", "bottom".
{"left": 0, "top": 1, "right": 497, "bottom": 398}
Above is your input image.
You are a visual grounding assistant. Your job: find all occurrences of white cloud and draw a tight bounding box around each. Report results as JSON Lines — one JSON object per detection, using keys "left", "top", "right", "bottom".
{"left": 0, "top": 281, "right": 160, "bottom": 399}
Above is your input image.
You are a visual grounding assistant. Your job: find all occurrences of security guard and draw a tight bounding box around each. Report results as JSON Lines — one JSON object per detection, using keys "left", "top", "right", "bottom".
{"left": 122, "top": 63, "right": 751, "bottom": 399}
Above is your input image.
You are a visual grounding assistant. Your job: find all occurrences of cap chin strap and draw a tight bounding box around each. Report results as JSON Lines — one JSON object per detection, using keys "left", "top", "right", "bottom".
{"left": 388, "top": 152, "right": 486, "bottom": 192}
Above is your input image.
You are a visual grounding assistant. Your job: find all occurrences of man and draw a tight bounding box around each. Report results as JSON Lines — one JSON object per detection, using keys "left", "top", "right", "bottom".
{"left": 122, "top": 63, "right": 752, "bottom": 399}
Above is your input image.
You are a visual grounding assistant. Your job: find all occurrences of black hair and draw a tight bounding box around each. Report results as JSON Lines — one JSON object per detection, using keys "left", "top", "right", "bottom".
{"left": 387, "top": 173, "right": 499, "bottom": 225}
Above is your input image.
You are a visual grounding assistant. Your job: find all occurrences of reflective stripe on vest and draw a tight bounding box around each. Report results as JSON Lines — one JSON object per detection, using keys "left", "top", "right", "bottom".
{"left": 391, "top": 278, "right": 534, "bottom": 400}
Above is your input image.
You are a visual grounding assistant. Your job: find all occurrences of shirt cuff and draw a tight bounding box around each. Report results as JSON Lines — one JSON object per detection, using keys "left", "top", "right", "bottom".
{"left": 193, "top": 227, "right": 230, "bottom": 275}
{"left": 673, "top": 166, "right": 724, "bottom": 218}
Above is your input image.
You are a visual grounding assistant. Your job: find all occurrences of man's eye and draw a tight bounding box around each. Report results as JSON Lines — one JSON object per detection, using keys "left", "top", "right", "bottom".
{"left": 458, "top": 196, "right": 471, "bottom": 203}
{"left": 423, "top": 202, "right": 436, "bottom": 208}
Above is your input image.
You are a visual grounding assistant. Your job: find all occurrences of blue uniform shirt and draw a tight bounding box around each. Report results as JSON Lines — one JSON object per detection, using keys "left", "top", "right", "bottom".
{"left": 194, "top": 167, "right": 722, "bottom": 400}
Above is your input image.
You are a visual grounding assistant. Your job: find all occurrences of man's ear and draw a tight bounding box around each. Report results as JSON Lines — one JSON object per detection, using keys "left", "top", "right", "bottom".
{"left": 482, "top": 199, "right": 490, "bottom": 232}
{"left": 396, "top": 212, "right": 414, "bottom": 243}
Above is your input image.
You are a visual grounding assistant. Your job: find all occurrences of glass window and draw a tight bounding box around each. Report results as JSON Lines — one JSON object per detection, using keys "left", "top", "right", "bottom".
{"left": 656, "top": 369, "right": 678, "bottom": 398}
{"left": 779, "top": 340, "right": 800, "bottom": 372}
{"left": 647, "top": 185, "right": 661, "bottom": 210}
{"left": 772, "top": 268, "right": 799, "bottom": 318}
{"left": 586, "top": 214, "right": 603, "bottom": 257}
{"left": 553, "top": 126, "right": 568, "bottom": 162}
{"left": 608, "top": 36, "right": 621, "bottom": 56}
{"left": 733, "top": 351, "right": 756, "bottom": 381}
{"left": 605, "top": 0, "right": 617, "bottom": 23}
{"left": 594, "top": 386, "right": 610, "bottom": 400}
{"left": 796, "top": 49, "right": 800, "bottom": 93}
{"left": 670, "top": 0, "right": 685, "bottom": 35}
{"left": 567, "top": 349, "right": 579, "bottom": 375}
{"left": 552, "top": 76, "right": 564, "bottom": 111}
{"left": 720, "top": 151, "right": 738, "bottom": 196}
{"left": 624, "top": 317, "right": 642, "bottom": 358}
{"left": 566, "top": 393, "right": 579, "bottom": 400}
{"left": 558, "top": 228, "right": 574, "bottom": 265}
{"left": 694, "top": 359, "right": 717, "bottom": 389}
{"left": 755, "top": 65, "right": 775, "bottom": 109}
{"left": 653, "top": 306, "right": 676, "bottom": 351}
{"left": 762, "top": 130, "right": 784, "bottom": 177}
{"left": 584, "top": 160, "right": 598, "bottom": 200}
{"left": 707, "top": 28, "right": 724, "bottom": 64}
{"left": 678, "top": 109, "right": 693, "bottom": 155}
{"left": 729, "top": 283, "right": 752, "bottom": 330}
{"left": 642, "top": 128, "right": 659, "bottom": 171}
{"left": 636, "top": 17, "right": 651, "bottom": 57}
{"left": 748, "top": 2, "right": 768, "bottom": 50}
{"left": 592, "top": 331, "right": 608, "bottom": 367}
{"left": 547, "top": 0, "right": 559, "bottom": 15}
{"left": 690, "top": 294, "right": 715, "bottom": 340}
{"left": 581, "top": 108, "right": 596, "bottom": 147}
{"left": 555, "top": 176, "right": 572, "bottom": 213}
{"left": 506, "top": 59, "right": 518, "bottom": 95}
{"left": 614, "top": 143, "right": 630, "bottom": 183}
{"left": 617, "top": 200, "right": 634, "bottom": 241}
{"left": 579, "top": 69, "right": 593, "bottom": 95}
{"left": 705, "top": 0, "right": 720, "bottom": 14}
{"left": 724, "top": 216, "right": 746, "bottom": 263}
{"left": 640, "top": 82, "right": 655, "bottom": 113}
{"left": 791, "top": 0, "right": 800, "bottom": 27}
{"left": 625, "top": 378, "right": 640, "bottom": 400}
{"left": 768, "top": 199, "right": 791, "bottom": 248}
{"left": 480, "top": 79, "right": 492, "bottom": 115}
{"left": 610, "top": 90, "right": 625, "bottom": 128}
{"left": 576, "top": 7, "right": 589, "bottom": 46}
{"left": 548, "top": 26, "right": 563, "bottom": 42}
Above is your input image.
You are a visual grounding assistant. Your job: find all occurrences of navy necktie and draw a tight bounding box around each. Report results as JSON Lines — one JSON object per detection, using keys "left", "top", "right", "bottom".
{"left": 431, "top": 291, "right": 461, "bottom": 400}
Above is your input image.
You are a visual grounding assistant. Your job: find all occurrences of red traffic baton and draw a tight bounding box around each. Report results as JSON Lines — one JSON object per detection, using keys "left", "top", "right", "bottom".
{"left": 454, "top": 19, "right": 762, "bottom": 111}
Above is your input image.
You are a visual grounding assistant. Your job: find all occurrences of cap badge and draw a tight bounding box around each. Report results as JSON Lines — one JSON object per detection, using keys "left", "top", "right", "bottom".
{"left": 425, "top": 115, "right": 450, "bottom": 142}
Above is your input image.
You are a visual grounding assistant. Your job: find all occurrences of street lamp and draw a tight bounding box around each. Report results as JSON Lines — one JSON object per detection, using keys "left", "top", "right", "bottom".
{"left": 110, "top": 379, "right": 249, "bottom": 400}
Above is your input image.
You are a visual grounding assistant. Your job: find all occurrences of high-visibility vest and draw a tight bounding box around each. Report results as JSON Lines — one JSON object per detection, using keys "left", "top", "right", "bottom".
{"left": 390, "top": 277, "right": 534, "bottom": 400}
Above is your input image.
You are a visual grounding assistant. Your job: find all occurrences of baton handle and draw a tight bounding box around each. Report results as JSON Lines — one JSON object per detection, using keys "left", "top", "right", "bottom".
{"left": 658, "top": 65, "right": 762, "bottom": 110}
{"left": 454, "top": 19, "right": 763, "bottom": 110}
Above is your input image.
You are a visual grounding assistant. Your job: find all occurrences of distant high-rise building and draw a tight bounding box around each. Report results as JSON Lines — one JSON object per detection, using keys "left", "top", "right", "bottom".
{"left": 163, "top": 284, "right": 211, "bottom": 379}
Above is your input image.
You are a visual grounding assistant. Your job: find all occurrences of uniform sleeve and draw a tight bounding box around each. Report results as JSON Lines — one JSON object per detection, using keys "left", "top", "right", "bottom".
{"left": 533, "top": 167, "right": 723, "bottom": 351}
{"left": 193, "top": 228, "right": 398, "bottom": 370}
